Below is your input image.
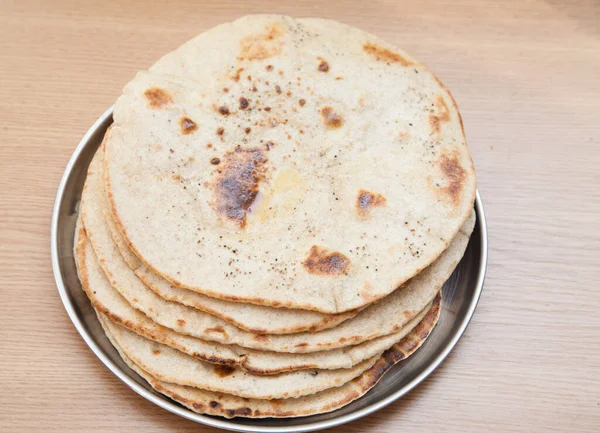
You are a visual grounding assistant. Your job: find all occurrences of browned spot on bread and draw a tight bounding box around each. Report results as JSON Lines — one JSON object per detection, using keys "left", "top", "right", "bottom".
{"left": 144, "top": 87, "right": 172, "bottom": 109}
{"left": 363, "top": 42, "right": 413, "bottom": 66}
{"left": 357, "top": 189, "right": 386, "bottom": 216}
{"left": 238, "top": 24, "right": 284, "bottom": 60}
{"left": 320, "top": 106, "right": 343, "bottom": 128}
{"left": 429, "top": 95, "right": 451, "bottom": 134}
{"left": 179, "top": 116, "right": 197, "bottom": 134}
{"left": 318, "top": 58, "right": 329, "bottom": 72}
{"left": 192, "top": 402, "right": 204, "bottom": 411}
{"left": 205, "top": 326, "right": 228, "bottom": 337}
{"left": 211, "top": 158, "right": 220, "bottom": 165}
{"left": 231, "top": 68, "right": 244, "bottom": 81}
{"left": 266, "top": 64, "right": 274, "bottom": 71}
{"left": 177, "top": 319, "right": 186, "bottom": 326}
{"left": 239, "top": 97, "right": 249, "bottom": 110}
{"left": 152, "top": 349, "right": 161, "bottom": 355}
{"left": 253, "top": 334, "right": 269, "bottom": 342}
{"left": 210, "top": 146, "right": 267, "bottom": 228}
{"left": 295, "top": 342, "right": 308, "bottom": 348}
{"left": 209, "top": 401, "right": 221, "bottom": 409}
{"left": 398, "top": 131, "right": 410, "bottom": 141}
{"left": 218, "top": 105, "right": 230, "bottom": 116}
{"left": 213, "top": 365, "right": 236, "bottom": 377}
{"left": 216, "top": 127, "right": 225, "bottom": 136}
{"left": 299, "top": 99, "right": 306, "bottom": 107}
{"left": 231, "top": 408, "right": 251, "bottom": 416}
{"left": 359, "top": 281, "right": 379, "bottom": 302}
{"left": 439, "top": 153, "right": 466, "bottom": 205}
{"left": 303, "top": 246, "right": 350, "bottom": 276}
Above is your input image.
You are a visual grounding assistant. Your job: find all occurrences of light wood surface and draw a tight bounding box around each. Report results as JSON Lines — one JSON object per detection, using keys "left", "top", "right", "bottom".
{"left": 1, "top": 0, "right": 599, "bottom": 431}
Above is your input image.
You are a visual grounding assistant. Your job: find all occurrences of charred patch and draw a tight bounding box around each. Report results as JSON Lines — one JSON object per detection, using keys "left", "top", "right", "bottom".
{"left": 302, "top": 246, "right": 350, "bottom": 276}
{"left": 232, "top": 407, "right": 252, "bottom": 416}
{"left": 213, "top": 365, "right": 236, "bottom": 377}
{"left": 439, "top": 153, "right": 466, "bottom": 205}
{"left": 357, "top": 189, "right": 386, "bottom": 216}
{"left": 299, "top": 99, "right": 306, "bottom": 107}
{"left": 218, "top": 105, "right": 230, "bottom": 116}
{"left": 210, "top": 146, "right": 268, "bottom": 228}
{"left": 428, "top": 95, "right": 451, "bottom": 134}
{"left": 209, "top": 401, "right": 221, "bottom": 409}
{"left": 239, "top": 97, "right": 249, "bottom": 110}
{"left": 320, "top": 106, "right": 343, "bottom": 128}
{"left": 211, "top": 158, "right": 221, "bottom": 165}
{"left": 216, "top": 127, "right": 225, "bottom": 136}
{"left": 318, "top": 58, "right": 330, "bottom": 72}
{"left": 144, "top": 87, "right": 172, "bottom": 109}
{"left": 179, "top": 116, "right": 198, "bottom": 134}
{"left": 363, "top": 42, "right": 414, "bottom": 66}
{"left": 238, "top": 24, "right": 284, "bottom": 60}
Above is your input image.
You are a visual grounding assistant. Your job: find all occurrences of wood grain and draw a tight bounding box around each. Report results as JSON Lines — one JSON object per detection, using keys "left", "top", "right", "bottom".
{"left": 1, "top": 0, "right": 599, "bottom": 431}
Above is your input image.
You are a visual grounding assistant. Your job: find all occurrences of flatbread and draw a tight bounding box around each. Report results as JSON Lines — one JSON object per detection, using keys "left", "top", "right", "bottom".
{"left": 103, "top": 302, "right": 440, "bottom": 418}
{"left": 100, "top": 314, "right": 379, "bottom": 400}
{"left": 90, "top": 149, "right": 359, "bottom": 335}
{"left": 104, "top": 14, "right": 476, "bottom": 313}
{"left": 76, "top": 219, "right": 439, "bottom": 374}
{"left": 84, "top": 154, "right": 474, "bottom": 352}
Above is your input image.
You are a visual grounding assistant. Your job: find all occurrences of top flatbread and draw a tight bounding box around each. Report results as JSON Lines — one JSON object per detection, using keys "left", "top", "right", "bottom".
{"left": 105, "top": 14, "right": 476, "bottom": 313}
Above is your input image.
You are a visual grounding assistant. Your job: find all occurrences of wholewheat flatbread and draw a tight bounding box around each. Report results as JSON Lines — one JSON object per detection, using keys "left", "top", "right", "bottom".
{"left": 104, "top": 14, "right": 476, "bottom": 313}
{"left": 102, "top": 301, "right": 441, "bottom": 418}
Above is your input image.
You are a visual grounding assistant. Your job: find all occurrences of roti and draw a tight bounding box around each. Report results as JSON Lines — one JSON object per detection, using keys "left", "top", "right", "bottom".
{"left": 104, "top": 14, "right": 476, "bottom": 313}
{"left": 102, "top": 302, "right": 440, "bottom": 418}
{"left": 100, "top": 314, "right": 379, "bottom": 400}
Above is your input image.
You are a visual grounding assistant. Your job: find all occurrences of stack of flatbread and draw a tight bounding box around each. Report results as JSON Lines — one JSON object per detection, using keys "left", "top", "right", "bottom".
{"left": 74, "top": 15, "right": 476, "bottom": 418}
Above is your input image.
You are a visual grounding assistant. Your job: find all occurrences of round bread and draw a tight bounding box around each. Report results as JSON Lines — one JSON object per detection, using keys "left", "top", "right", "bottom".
{"left": 103, "top": 303, "right": 441, "bottom": 418}
{"left": 104, "top": 14, "right": 476, "bottom": 313}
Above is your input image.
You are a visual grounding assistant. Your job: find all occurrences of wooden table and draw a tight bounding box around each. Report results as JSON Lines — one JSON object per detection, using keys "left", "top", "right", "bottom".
{"left": 1, "top": 0, "right": 598, "bottom": 431}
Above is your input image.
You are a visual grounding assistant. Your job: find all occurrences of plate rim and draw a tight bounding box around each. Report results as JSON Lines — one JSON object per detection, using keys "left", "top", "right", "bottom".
{"left": 51, "top": 106, "right": 488, "bottom": 433}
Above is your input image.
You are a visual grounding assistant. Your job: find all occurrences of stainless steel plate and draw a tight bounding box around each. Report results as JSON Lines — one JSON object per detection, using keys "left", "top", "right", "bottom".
{"left": 51, "top": 107, "right": 488, "bottom": 432}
